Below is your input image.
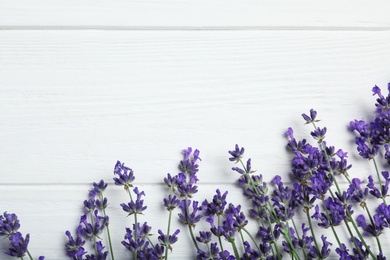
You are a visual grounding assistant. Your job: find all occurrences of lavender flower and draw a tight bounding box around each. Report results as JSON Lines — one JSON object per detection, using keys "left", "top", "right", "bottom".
{"left": 121, "top": 187, "right": 147, "bottom": 216}
{"left": 0, "top": 212, "right": 20, "bottom": 237}
{"left": 307, "top": 235, "right": 332, "bottom": 259}
{"left": 85, "top": 242, "right": 108, "bottom": 260}
{"left": 311, "top": 127, "right": 327, "bottom": 143}
{"left": 113, "top": 161, "right": 135, "bottom": 187}
{"left": 228, "top": 144, "right": 245, "bottom": 163}
{"left": 196, "top": 231, "right": 212, "bottom": 244}
{"left": 202, "top": 189, "right": 228, "bottom": 217}
{"left": 357, "top": 214, "right": 388, "bottom": 237}
{"left": 163, "top": 194, "right": 181, "bottom": 211}
{"left": 178, "top": 200, "right": 203, "bottom": 227}
{"left": 302, "top": 109, "right": 319, "bottom": 124}
{"left": 65, "top": 227, "right": 86, "bottom": 259}
{"left": 4, "top": 232, "right": 29, "bottom": 258}
{"left": 158, "top": 229, "right": 180, "bottom": 251}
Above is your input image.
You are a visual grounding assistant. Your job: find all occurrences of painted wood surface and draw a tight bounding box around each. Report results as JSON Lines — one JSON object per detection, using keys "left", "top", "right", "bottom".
{"left": 1, "top": 2, "right": 390, "bottom": 259}
{"left": 1, "top": 0, "right": 390, "bottom": 28}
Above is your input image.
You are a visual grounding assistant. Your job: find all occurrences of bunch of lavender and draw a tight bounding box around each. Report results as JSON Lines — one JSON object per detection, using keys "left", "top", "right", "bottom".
{"left": 65, "top": 180, "right": 111, "bottom": 260}
{"left": 284, "top": 102, "right": 390, "bottom": 259}
{"left": 0, "top": 212, "right": 45, "bottom": 260}
{"left": 229, "top": 145, "right": 320, "bottom": 260}
{"left": 163, "top": 148, "right": 202, "bottom": 257}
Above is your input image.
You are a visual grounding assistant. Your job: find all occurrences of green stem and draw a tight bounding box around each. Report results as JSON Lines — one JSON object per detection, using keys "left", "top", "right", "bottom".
{"left": 101, "top": 193, "right": 115, "bottom": 260}
{"left": 242, "top": 227, "right": 261, "bottom": 252}
{"left": 264, "top": 209, "right": 282, "bottom": 260}
{"left": 346, "top": 207, "right": 377, "bottom": 259}
{"left": 89, "top": 213, "right": 98, "bottom": 257}
{"left": 306, "top": 210, "right": 321, "bottom": 256}
{"left": 291, "top": 218, "right": 307, "bottom": 258}
{"left": 373, "top": 157, "right": 387, "bottom": 206}
{"left": 126, "top": 187, "right": 138, "bottom": 260}
{"left": 365, "top": 206, "right": 383, "bottom": 253}
{"left": 344, "top": 219, "right": 362, "bottom": 255}
{"left": 185, "top": 196, "right": 199, "bottom": 251}
{"left": 26, "top": 250, "right": 33, "bottom": 260}
{"left": 218, "top": 215, "right": 227, "bottom": 260}
{"left": 239, "top": 230, "right": 245, "bottom": 246}
{"left": 147, "top": 236, "right": 156, "bottom": 250}
{"left": 206, "top": 243, "right": 214, "bottom": 260}
{"left": 230, "top": 241, "right": 240, "bottom": 260}
{"left": 164, "top": 209, "right": 173, "bottom": 260}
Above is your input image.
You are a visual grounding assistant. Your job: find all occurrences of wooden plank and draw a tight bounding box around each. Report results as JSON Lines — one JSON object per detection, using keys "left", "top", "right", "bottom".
{"left": 1, "top": 0, "right": 390, "bottom": 29}
{"left": 0, "top": 30, "right": 389, "bottom": 186}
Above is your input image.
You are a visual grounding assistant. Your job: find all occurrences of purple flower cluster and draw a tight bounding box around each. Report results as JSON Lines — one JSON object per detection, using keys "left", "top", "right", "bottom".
{"left": 0, "top": 212, "right": 44, "bottom": 259}
{"left": 65, "top": 180, "right": 110, "bottom": 260}
{"left": 163, "top": 148, "right": 203, "bottom": 251}
{"left": 350, "top": 85, "right": 390, "bottom": 161}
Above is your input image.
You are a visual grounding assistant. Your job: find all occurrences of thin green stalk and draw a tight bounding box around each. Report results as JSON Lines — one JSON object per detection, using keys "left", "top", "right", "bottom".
{"left": 230, "top": 241, "right": 240, "bottom": 260}
{"left": 306, "top": 210, "right": 321, "bottom": 256}
{"left": 185, "top": 196, "right": 199, "bottom": 251}
{"left": 365, "top": 206, "right": 383, "bottom": 253}
{"left": 328, "top": 188, "right": 362, "bottom": 255}
{"left": 26, "top": 250, "right": 33, "bottom": 260}
{"left": 147, "top": 237, "right": 156, "bottom": 250}
{"left": 218, "top": 215, "right": 227, "bottom": 260}
{"left": 291, "top": 218, "right": 307, "bottom": 259}
{"left": 242, "top": 227, "right": 261, "bottom": 251}
{"left": 239, "top": 230, "right": 245, "bottom": 246}
{"left": 344, "top": 219, "right": 362, "bottom": 255}
{"left": 206, "top": 243, "right": 215, "bottom": 260}
{"left": 101, "top": 193, "right": 115, "bottom": 260}
{"left": 164, "top": 209, "right": 173, "bottom": 260}
{"left": 345, "top": 204, "right": 377, "bottom": 259}
{"left": 264, "top": 209, "right": 282, "bottom": 260}
{"left": 89, "top": 213, "right": 98, "bottom": 257}
{"left": 126, "top": 187, "right": 138, "bottom": 260}
{"left": 373, "top": 157, "right": 387, "bottom": 206}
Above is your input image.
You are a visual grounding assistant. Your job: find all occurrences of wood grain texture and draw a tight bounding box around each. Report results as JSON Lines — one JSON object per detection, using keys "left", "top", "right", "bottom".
{"left": 1, "top": 30, "right": 389, "bottom": 186}
{"left": 1, "top": 0, "right": 390, "bottom": 29}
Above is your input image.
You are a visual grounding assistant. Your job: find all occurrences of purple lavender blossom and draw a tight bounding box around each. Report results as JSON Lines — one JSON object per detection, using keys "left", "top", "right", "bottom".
{"left": 5, "top": 232, "right": 29, "bottom": 258}
{"left": 367, "top": 172, "right": 390, "bottom": 199}
{"left": 121, "top": 187, "right": 147, "bottom": 216}
{"left": 65, "top": 227, "right": 86, "bottom": 259}
{"left": 228, "top": 144, "right": 245, "bottom": 163}
{"left": 196, "top": 231, "right": 212, "bottom": 244}
{"left": 312, "top": 197, "right": 352, "bottom": 228}
{"left": 92, "top": 180, "right": 108, "bottom": 194}
{"left": 197, "top": 242, "right": 220, "bottom": 260}
{"left": 180, "top": 147, "right": 201, "bottom": 174}
{"left": 307, "top": 235, "right": 332, "bottom": 260}
{"left": 347, "top": 178, "right": 369, "bottom": 205}
{"left": 85, "top": 242, "right": 108, "bottom": 260}
{"left": 0, "top": 212, "right": 20, "bottom": 237}
{"left": 302, "top": 109, "right": 319, "bottom": 124}
{"left": 79, "top": 210, "right": 108, "bottom": 239}
{"left": 311, "top": 127, "right": 327, "bottom": 143}
{"left": 163, "top": 194, "right": 181, "bottom": 211}
{"left": 356, "top": 214, "right": 388, "bottom": 237}
{"left": 113, "top": 161, "right": 135, "bottom": 187}
{"left": 158, "top": 229, "right": 180, "bottom": 251}
{"left": 202, "top": 189, "right": 228, "bottom": 217}
{"left": 178, "top": 200, "right": 203, "bottom": 227}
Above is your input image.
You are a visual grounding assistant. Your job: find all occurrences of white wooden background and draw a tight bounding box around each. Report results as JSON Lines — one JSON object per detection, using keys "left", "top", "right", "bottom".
{"left": 1, "top": 1, "right": 390, "bottom": 259}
